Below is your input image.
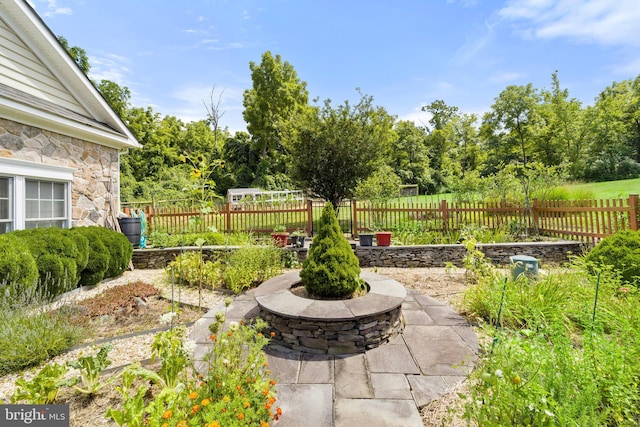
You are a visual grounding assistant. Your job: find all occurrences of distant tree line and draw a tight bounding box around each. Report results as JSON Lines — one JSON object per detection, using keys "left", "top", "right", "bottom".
{"left": 62, "top": 39, "right": 640, "bottom": 204}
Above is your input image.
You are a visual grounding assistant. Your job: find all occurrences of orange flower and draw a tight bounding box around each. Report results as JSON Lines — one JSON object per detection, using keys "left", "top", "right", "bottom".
{"left": 263, "top": 361, "right": 269, "bottom": 367}
{"left": 227, "top": 331, "right": 233, "bottom": 337}
{"left": 276, "top": 407, "right": 283, "bottom": 416}
{"left": 258, "top": 333, "right": 263, "bottom": 337}
{"left": 161, "top": 424, "right": 168, "bottom": 427}
{"left": 201, "top": 398, "right": 211, "bottom": 406}
{"left": 162, "top": 409, "right": 172, "bottom": 420}
{"left": 260, "top": 422, "right": 269, "bottom": 427}
{"left": 206, "top": 422, "right": 221, "bottom": 427}
{"left": 269, "top": 380, "right": 276, "bottom": 387}
{"left": 243, "top": 401, "right": 250, "bottom": 409}
{"left": 262, "top": 388, "right": 270, "bottom": 396}
{"left": 190, "top": 404, "right": 200, "bottom": 415}
{"left": 188, "top": 391, "right": 198, "bottom": 399}
{"left": 210, "top": 334, "right": 216, "bottom": 341}
{"left": 265, "top": 402, "right": 272, "bottom": 410}
{"left": 177, "top": 421, "right": 188, "bottom": 427}
{"left": 238, "top": 413, "right": 245, "bottom": 420}
{"left": 270, "top": 331, "right": 276, "bottom": 337}
{"left": 236, "top": 385, "right": 242, "bottom": 391}
{"left": 268, "top": 397, "right": 276, "bottom": 405}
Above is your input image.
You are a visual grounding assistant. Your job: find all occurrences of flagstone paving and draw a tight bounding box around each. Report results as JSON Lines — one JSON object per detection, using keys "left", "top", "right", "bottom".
{"left": 190, "top": 285, "right": 478, "bottom": 426}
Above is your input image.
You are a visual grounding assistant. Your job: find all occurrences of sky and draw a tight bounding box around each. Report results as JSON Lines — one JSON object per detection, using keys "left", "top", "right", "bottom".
{"left": 32, "top": 0, "right": 640, "bottom": 133}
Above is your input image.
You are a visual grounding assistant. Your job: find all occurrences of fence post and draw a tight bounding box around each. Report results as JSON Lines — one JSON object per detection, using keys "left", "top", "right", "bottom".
{"left": 225, "top": 202, "right": 231, "bottom": 233}
{"left": 532, "top": 198, "right": 539, "bottom": 233}
{"left": 144, "top": 205, "right": 153, "bottom": 234}
{"left": 441, "top": 199, "right": 448, "bottom": 232}
{"left": 352, "top": 199, "right": 358, "bottom": 237}
{"left": 307, "top": 200, "right": 314, "bottom": 236}
{"left": 629, "top": 194, "right": 639, "bottom": 231}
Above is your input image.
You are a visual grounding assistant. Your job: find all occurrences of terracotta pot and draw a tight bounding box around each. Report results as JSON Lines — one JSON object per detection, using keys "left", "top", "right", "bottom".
{"left": 375, "top": 232, "right": 392, "bottom": 246}
{"left": 271, "top": 233, "right": 289, "bottom": 247}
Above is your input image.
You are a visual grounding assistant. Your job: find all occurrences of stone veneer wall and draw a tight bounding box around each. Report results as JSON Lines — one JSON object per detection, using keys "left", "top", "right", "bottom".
{"left": 0, "top": 118, "right": 120, "bottom": 227}
{"left": 261, "top": 306, "right": 403, "bottom": 355}
{"left": 131, "top": 240, "right": 585, "bottom": 269}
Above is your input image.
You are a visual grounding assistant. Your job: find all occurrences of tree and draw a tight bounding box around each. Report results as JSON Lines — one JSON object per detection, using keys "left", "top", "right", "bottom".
{"left": 286, "top": 91, "right": 396, "bottom": 208}
{"left": 242, "top": 51, "right": 310, "bottom": 188}
{"left": 423, "top": 100, "right": 460, "bottom": 193}
{"left": 96, "top": 79, "right": 131, "bottom": 120}
{"left": 389, "top": 121, "right": 432, "bottom": 193}
{"left": 538, "top": 71, "right": 583, "bottom": 171}
{"left": 57, "top": 36, "right": 90, "bottom": 75}
{"left": 300, "top": 203, "right": 361, "bottom": 298}
{"left": 481, "top": 84, "right": 542, "bottom": 173}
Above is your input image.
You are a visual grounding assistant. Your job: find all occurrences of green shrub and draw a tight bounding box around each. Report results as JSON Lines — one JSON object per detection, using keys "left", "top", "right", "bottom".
{"left": 300, "top": 202, "right": 362, "bottom": 298}
{"left": 149, "top": 230, "right": 255, "bottom": 248}
{"left": 584, "top": 230, "right": 640, "bottom": 284}
{"left": 166, "top": 251, "right": 221, "bottom": 289}
{"left": 66, "top": 228, "right": 89, "bottom": 274}
{"left": 90, "top": 226, "right": 133, "bottom": 278}
{"left": 221, "top": 244, "right": 283, "bottom": 293}
{"left": 0, "top": 234, "right": 38, "bottom": 297}
{"left": 72, "top": 227, "right": 111, "bottom": 286}
{"left": 13, "top": 228, "right": 80, "bottom": 298}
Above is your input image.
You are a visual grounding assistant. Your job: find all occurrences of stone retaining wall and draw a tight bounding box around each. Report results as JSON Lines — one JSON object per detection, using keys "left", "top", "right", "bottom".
{"left": 261, "top": 306, "right": 403, "bottom": 355}
{"left": 131, "top": 240, "right": 585, "bottom": 269}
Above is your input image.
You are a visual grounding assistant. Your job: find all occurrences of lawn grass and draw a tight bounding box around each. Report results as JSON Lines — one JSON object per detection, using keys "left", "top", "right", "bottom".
{"left": 560, "top": 177, "right": 640, "bottom": 200}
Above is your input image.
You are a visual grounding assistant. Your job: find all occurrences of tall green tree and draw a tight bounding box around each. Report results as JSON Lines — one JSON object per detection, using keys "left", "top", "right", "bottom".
{"left": 389, "top": 120, "right": 432, "bottom": 193}
{"left": 423, "top": 100, "right": 459, "bottom": 193}
{"left": 538, "top": 71, "right": 584, "bottom": 171}
{"left": 481, "top": 84, "right": 542, "bottom": 174}
{"left": 242, "top": 51, "right": 310, "bottom": 188}
{"left": 286, "top": 92, "right": 396, "bottom": 208}
{"left": 582, "top": 78, "right": 640, "bottom": 181}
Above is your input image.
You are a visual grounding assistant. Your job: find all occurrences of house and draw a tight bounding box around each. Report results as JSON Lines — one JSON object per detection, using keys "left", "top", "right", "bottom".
{"left": 0, "top": 0, "right": 140, "bottom": 234}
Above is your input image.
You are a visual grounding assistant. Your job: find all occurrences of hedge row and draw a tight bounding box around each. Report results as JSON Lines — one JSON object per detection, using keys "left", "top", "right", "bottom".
{"left": 0, "top": 226, "right": 133, "bottom": 299}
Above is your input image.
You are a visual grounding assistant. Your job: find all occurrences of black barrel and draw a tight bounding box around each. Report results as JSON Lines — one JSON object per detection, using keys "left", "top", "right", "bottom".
{"left": 118, "top": 217, "right": 141, "bottom": 248}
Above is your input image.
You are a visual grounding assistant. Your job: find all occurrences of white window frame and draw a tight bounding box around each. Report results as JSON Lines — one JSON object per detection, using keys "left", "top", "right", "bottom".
{"left": 0, "top": 158, "right": 73, "bottom": 232}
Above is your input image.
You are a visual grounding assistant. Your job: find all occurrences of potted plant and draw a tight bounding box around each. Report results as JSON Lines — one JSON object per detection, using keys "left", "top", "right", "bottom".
{"left": 290, "top": 229, "right": 308, "bottom": 248}
{"left": 375, "top": 231, "right": 392, "bottom": 246}
{"left": 271, "top": 225, "right": 289, "bottom": 247}
{"left": 358, "top": 232, "right": 374, "bottom": 247}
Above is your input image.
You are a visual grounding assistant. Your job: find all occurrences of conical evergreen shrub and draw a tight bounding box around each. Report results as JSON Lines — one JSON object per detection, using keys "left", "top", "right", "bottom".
{"left": 300, "top": 202, "right": 362, "bottom": 298}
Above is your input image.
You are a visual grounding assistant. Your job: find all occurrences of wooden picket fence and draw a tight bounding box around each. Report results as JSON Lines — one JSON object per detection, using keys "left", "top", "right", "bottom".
{"left": 123, "top": 194, "right": 639, "bottom": 245}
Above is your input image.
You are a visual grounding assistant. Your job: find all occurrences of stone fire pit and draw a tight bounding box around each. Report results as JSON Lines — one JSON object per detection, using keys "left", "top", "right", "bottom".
{"left": 255, "top": 271, "right": 406, "bottom": 355}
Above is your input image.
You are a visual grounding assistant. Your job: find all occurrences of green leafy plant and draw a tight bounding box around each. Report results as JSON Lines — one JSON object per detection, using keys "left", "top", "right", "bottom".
{"left": 106, "top": 307, "right": 282, "bottom": 426}
{"left": 11, "top": 363, "right": 69, "bottom": 404}
{"left": 66, "top": 344, "right": 117, "bottom": 395}
{"left": 220, "top": 244, "right": 284, "bottom": 293}
{"left": 584, "top": 230, "right": 640, "bottom": 284}
{"left": 166, "top": 251, "right": 220, "bottom": 289}
{"left": 300, "top": 202, "right": 362, "bottom": 298}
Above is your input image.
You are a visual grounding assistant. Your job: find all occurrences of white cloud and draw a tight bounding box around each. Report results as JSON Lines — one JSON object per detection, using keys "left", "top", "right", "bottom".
{"left": 398, "top": 104, "right": 432, "bottom": 128}
{"left": 499, "top": 0, "right": 640, "bottom": 46}
{"left": 611, "top": 56, "right": 640, "bottom": 77}
{"left": 88, "top": 53, "right": 132, "bottom": 85}
{"left": 43, "top": 0, "right": 72, "bottom": 16}
{"left": 489, "top": 71, "right": 525, "bottom": 83}
{"left": 451, "top": 19, "right": 497, "bottom": 65}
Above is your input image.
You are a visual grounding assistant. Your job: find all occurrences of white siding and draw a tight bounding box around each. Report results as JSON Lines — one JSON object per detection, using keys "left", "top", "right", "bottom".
{"left": 0, "top": 16, "right": 88, "bottom": 115}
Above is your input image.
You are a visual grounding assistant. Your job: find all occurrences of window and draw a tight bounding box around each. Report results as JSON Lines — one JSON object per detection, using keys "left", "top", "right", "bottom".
{"left": 0, "top": 158, "right": 73, "bottom": 234}
{"left": 25, "top": 180, "right": 68, "bottom": 229}
{"left": 0, "top": 177, "right": 12, "bottom": 233}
